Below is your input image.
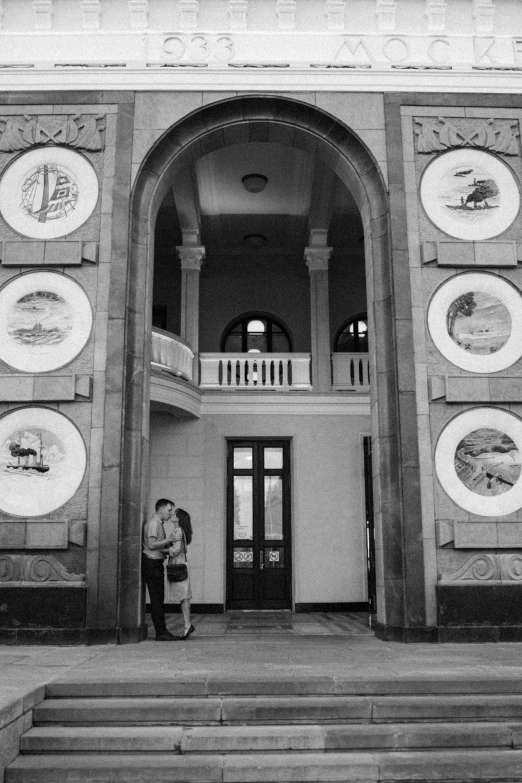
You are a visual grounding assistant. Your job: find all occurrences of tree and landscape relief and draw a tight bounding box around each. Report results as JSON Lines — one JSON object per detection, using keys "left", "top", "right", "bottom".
{"left": 446, "top": 290, "right": 511, "bottom": 354}
{"left": 439, "top": 164, "right": 500, "bottom": 219}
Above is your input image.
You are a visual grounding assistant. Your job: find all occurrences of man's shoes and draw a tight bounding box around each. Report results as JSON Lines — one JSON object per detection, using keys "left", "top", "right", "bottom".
{"left": 155, "top": 631, "right": 177, "bottom": 641}
{"left": 180, "top": 624, "right": 195, "bottom": 640}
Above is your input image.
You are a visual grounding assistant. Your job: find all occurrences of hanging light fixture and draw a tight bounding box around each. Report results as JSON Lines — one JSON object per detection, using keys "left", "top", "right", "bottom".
{"left": 243, "top": 233, "right": 267, "bottom": 248}
{"left": 242, "top": 174, "right": 268, "bottom": 193}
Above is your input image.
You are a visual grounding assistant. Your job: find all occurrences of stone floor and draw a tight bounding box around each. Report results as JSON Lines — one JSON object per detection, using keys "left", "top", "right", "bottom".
{"left": 162, "top": 611, "right": 374, "bottom": 637}
{"left": 4, "top": 612, "right": 522, "bottom": 698}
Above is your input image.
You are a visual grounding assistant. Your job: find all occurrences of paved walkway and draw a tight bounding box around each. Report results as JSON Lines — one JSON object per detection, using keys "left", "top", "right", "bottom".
{"left": 2, "top": 612, "right": 522, "bottom": 692}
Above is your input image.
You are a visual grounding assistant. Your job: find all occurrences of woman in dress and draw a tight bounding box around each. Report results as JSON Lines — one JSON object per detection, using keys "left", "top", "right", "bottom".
{"left": 166, "top": 507, "right": 194, "bottom": 640}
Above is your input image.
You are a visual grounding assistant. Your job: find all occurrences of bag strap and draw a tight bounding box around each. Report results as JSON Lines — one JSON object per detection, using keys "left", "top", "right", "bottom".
{"left": 181, "top": 529, "right": 188, "bottom": 564}
{"left": 167, "top": 528, "right": 188, "bottom": 565}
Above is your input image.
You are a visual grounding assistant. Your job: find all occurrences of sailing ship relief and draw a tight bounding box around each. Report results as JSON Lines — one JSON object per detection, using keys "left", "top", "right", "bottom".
{"left": 1, "top": 427, "right": 65, "bottom": 480}
{"left": 7, "top": 290, "right": 73, "bottom": 347}
{"left": 21, "top": 164, "right": 78, "bottom": 223}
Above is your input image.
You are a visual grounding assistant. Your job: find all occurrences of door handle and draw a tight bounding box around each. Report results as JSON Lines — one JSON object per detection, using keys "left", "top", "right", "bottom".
{"left": 259, "top": 549, "right": 264, "bottom": 569}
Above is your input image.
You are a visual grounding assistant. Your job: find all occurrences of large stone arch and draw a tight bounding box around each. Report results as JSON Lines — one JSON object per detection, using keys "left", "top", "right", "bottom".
{"left": 120, "top": 95, "right": 423, "bottom": 640}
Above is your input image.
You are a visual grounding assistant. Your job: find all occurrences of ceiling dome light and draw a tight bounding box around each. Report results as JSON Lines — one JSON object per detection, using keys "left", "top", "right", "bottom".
{"left": 244, "top": 233, "right": 267, "bottom": 248}
{"left": 242, "top": 174, "right": 268, "bottom": 193}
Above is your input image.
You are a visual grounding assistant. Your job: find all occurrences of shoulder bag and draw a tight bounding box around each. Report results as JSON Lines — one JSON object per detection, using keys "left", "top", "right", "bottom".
{"left": 166, "top": 529, "right": 188, "bottom": 582}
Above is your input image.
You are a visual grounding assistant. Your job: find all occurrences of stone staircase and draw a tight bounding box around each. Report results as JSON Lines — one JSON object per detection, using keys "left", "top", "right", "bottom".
{"left": 8, "top": 676, "right": 522, "bottom": 782}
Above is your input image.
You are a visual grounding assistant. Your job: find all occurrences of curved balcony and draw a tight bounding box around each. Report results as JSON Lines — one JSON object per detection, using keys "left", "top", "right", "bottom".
{"left": 151, "top": 327, "right": 194, "bottom": 380}
{"left": 150, "top": 329, "right": 200, "bottom": 418}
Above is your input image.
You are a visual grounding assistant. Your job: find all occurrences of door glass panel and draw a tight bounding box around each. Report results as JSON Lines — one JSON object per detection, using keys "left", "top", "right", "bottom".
{"left": 234, "top": 476, "right": 253, "bottom": 540}
{"left": 264, "top": 476, "right": 283, "bottom": 540}
{"left": 234, "top": 447, "right": 253, "bottom": 469}
{"left": 264, "top": 546, "right": 284, "bottom": 568}
{"left": 264, "top": 447, "right": 283, "bottom": 469}
{"left": 233, "top": 547, "right": 254, "bottom": 568}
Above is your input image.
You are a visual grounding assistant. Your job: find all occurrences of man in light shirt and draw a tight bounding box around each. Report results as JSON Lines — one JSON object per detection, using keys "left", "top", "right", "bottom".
{"left": 142, "top": 498, "right": 176, "bottom": 641}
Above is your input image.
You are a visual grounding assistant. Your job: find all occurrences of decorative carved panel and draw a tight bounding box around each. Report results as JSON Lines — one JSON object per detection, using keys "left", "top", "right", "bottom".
{"left": 440, "top": 552, "right": 522, "bottom": 583}
{"left": 0, "top": 554, "right": 84, "bottom": 583}
{"left": 0, "top": 114, "right": 105, "bottom": 153}
{"left": 415, "top": 117, "right": 519, "bottom": 155}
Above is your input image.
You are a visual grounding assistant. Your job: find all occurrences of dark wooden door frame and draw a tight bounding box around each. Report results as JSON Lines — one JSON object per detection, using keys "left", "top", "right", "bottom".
{"left": 226, "top": 438, "right": 292, "bottom": 610}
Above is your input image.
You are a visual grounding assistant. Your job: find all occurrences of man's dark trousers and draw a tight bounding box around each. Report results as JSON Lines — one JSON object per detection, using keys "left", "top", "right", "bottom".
{"left": 142, "top": 555, "right": 167, "bottom": 636}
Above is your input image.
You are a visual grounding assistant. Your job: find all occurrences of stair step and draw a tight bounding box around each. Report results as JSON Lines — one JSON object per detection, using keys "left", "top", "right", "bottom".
{"left": 6, "top": 752, "right": 376, "bottom": 782}
{"left": 8, "top": 749, "right": 522, "bottom": 782}
{"left": 21, "top": 727, "right": 184, "bottom": 753}
{"left": 33, "top": 695, "right": 522, "bottom": 726}
{"left": 183, "top": 722, "right": 522, "bottom": 753}
{"left": 20, "top": 722, "right": 522, "bottom": 754}
{"left": 45, "top": 676, "right": 522, "bottom": 699}
{"left": 33, "top": 698, "right": 223, "bottom": 726}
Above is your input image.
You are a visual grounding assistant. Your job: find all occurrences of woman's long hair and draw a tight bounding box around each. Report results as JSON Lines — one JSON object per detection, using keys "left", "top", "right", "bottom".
{"left": 176, "top": 508, "right": 193, "bottom": 545}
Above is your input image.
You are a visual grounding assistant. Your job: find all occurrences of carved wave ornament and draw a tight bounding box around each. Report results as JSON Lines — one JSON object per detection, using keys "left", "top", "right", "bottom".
{"left": 0, "top": 114, "right": 105, "bottom": 153}
{"left": 0, "top": 554, "right": 84, "bottom": 584}
{"left": 440, "top": 553, "right": 522, "bottom": 584}
{"left": 415, "top": 117, "right": 519, "bottom": 155}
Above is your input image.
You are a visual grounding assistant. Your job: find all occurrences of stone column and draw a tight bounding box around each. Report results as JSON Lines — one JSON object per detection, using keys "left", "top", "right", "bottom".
{"left": 305, "top": 247, "right": 332, "bottom": 392}
{"left": 176, "top": 245, "right": 205, "bottom": 380}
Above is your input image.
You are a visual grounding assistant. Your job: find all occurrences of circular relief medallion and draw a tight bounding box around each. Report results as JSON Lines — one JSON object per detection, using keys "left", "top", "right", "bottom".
{"left": 0, "top": 271, "right": 93, "bottom": 373}
{"left": 427, "top": 272, "right": 522, "bottom": 373}
{"left": 0, "top": 147, "right": 99, "bottom": 239}
{"left": 0, "top": 407, "right": 87, "bottom": 517}
{"left": 420, "top": 149, "right": 520, "bottom": 240}
{"left": 435, "top": 408, "right": 522, "bottom": 517}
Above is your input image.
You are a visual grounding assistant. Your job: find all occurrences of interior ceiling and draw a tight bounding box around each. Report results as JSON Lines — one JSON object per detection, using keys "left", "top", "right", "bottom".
{"left": 162, "top": 140, "right": 363, "bottom": 258}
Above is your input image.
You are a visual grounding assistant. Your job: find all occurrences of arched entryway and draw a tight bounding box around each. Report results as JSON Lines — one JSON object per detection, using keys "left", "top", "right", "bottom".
{"left": 121, "top": 95, "right": 424, "bottom": 640}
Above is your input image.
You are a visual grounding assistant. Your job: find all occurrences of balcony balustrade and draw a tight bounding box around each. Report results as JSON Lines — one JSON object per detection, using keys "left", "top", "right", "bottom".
{"left": 151, "top": 327, "right": 194, "bottom": 381}
{"left": 150, "top": 332, "right": 369, "bottom": 395}
{"left": 332, "top": 353, "right": 370, "bottom": 392}
{"left": 199, "top": 353, "right": 312, "bottom": 391}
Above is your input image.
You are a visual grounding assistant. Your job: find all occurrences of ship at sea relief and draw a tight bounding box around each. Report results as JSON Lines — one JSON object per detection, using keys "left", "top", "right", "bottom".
{"left": 446, "top": 291, "right": 511, "bottom": 355}
{"left": 21, "top": 163, "right": 78, "bottom": 224}
{"left": 0, "top": 428, "right": 65, "bottom": 480}
{"left": 7, "top": 290, "right": 73, "bottom": 346}
{"left": 455, "top": 428, "right": 522, "bottom": 496}
{"left": 438, "top": 165, "right": 500, "bottom": 220}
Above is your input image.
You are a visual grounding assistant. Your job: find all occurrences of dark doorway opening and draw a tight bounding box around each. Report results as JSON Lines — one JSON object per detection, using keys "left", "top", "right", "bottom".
{"left": 363, "top": 436, "right": 377, "bottom": 615}
{"left": 226, "top": 439, "right": 292, "bottom": 610}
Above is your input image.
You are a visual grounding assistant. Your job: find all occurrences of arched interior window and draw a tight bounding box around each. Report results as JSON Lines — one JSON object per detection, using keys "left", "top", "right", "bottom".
{"left": 335, "top": 314, "right": 368, "bottom": 353}
{"left": 222, "top": 315, "right": 292, "bottom": 353}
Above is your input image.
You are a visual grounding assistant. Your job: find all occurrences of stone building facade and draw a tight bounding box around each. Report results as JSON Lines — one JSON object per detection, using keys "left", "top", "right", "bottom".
{"left": 1, "top": 0, "right": 522, "bottom": 643}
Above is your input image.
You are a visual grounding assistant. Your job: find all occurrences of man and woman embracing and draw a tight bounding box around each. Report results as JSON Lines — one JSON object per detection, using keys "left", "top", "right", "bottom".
{"left": 142, "top": 498, "right": 195, "bottom": 641}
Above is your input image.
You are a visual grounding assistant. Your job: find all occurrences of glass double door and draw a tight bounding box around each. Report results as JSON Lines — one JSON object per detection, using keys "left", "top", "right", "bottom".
{"left": 226, "top": 439, "right": 291, "bottom": 610}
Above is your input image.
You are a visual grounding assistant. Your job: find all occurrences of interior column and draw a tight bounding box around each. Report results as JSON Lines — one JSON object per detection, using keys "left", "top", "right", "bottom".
{"left": 177, "top": 245, "right": 205, "bottom": 380}
{"left": 304, "top": 245, "right": 332, "bottom": 392}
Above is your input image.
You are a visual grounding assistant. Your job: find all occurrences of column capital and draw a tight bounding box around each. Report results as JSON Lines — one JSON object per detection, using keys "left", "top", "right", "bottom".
{"left": 304, "top": 247, "right": 332, "bottom": 272}
{"left": 176, "top": 246, "right": 205, "bottom": 271}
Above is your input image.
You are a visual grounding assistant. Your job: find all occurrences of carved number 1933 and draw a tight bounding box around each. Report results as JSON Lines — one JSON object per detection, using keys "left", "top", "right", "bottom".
{"left": 163, "top": 35, "right": 235, "bottom": 62}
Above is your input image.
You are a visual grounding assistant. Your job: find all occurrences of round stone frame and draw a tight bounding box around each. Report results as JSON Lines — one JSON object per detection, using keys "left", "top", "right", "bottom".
{"left": 0, "top": 271, "right": 93, "bottom": 373}
{"left": 427, "top": 272, "right": 522, "bottom": 373}
{"left": 420, "top": 149, "right": 520, "bottom": 241}
{"left": 0, "top": 406, "right": 87, "bottom": 517}
{"left": 435, "top": 407, "right": 522, "bottom": 517}
{"left": 0, "top": 146, "right": 99, "bottom": 239}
